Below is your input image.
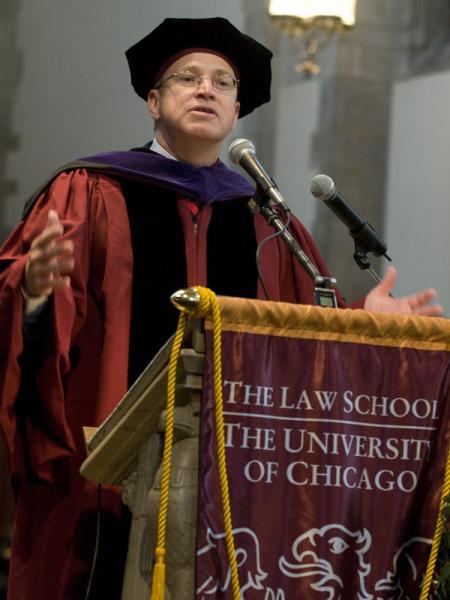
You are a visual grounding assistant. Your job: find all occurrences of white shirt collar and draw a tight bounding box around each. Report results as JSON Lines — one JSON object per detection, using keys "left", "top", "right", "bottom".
{"left": 150, "top": 138, "right": 177, "bottom": 161}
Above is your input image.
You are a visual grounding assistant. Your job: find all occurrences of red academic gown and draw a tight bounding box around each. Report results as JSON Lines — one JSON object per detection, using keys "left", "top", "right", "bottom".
{"left": 0, "top": 168, "right": 348, "bottom": 599}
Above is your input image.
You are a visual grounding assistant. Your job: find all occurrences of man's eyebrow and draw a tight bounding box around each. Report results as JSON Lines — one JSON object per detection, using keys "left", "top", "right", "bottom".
{"left": 177, "top": 63, "right": 235, "bottom": 75}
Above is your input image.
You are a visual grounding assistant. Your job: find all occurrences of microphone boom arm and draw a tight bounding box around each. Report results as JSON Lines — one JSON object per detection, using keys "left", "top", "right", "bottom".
{"left": 249, "top": 191, "right": 338, "bottom": 308}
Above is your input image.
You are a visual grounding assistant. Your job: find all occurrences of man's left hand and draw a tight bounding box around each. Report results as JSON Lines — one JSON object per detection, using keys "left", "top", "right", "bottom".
{"left": 363, "top": 266, "right": 444, "bottom": 317}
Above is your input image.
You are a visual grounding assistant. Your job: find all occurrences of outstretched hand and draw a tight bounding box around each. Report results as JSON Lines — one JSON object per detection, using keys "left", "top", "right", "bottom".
{"left": 23, "top": 210, "right": 74, "bottom": 298}
{"left": 363, "top": 266, "right": 443, "bottom": 317}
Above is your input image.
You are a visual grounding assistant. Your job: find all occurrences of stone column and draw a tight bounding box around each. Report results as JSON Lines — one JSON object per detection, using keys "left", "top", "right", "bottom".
{"left": 0, "top": 0, "right": 20, "bottom": 243}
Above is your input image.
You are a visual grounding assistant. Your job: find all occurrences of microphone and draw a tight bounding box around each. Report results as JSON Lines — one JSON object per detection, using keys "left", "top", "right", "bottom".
{"left": 228, "top": 138, "right": 290, "bottom": 212}
{"left": 310, "top": 174, "right": 389, "bottom": 258}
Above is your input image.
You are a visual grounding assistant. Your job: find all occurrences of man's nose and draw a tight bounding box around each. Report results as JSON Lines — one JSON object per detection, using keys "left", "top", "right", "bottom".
{"left": 196, "top": 76, "right": 216, "bottom": 96}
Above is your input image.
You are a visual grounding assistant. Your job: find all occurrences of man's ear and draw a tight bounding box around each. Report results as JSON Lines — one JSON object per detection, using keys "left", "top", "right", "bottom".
{"left": 147, "top": 89, "right": 160, "bottom": 120}
{"left": 231, "top": 101, "right": 240, "bottom": 129}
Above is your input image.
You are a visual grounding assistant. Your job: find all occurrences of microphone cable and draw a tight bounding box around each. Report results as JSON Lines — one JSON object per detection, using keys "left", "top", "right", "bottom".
{"left": 84, "top": 484, "right": 102, "bottom": 600}
{"left": 255, "top": 210, "right": 292, "bottom": 301}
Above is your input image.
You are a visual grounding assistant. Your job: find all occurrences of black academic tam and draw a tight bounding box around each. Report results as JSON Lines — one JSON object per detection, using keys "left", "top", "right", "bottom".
{"left": 125, "top": 17, "right": 272, "bottom": 118}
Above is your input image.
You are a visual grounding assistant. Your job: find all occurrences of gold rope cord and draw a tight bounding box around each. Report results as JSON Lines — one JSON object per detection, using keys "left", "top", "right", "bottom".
{"left": 199, "top": 287, "right": 241, "bottom": 599}
{"left": 150, "top": 286, "right": 240, "bottom": 600}
{"left": 150, "top": 311, "right": 186, "bottom": 600}
{"left": 420, "top": 448, "right": 450, "bottom": 599}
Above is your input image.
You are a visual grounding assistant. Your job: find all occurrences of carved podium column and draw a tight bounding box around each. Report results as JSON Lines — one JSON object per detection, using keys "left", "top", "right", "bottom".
{"left": 81, "top": 321, "right": 204, "bottom": 600}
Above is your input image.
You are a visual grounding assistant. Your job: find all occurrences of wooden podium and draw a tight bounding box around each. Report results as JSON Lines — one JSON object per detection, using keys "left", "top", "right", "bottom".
{"left": 81, "top": 296, "right": 450, "bottom": 600}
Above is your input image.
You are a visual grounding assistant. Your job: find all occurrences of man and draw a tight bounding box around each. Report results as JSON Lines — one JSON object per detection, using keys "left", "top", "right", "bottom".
{"left": 0, "top": 17, "right": 442, "bottom": 600}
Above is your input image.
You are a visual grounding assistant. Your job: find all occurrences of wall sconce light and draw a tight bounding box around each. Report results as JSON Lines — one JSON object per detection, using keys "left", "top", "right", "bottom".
{"left": 269, "top": 0, "right": 357, "bottom": 75}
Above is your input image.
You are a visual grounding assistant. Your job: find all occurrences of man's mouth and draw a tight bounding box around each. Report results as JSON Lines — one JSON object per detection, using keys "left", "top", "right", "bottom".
{"left": 190, "top": 106, "right": 217, "bottom": 116}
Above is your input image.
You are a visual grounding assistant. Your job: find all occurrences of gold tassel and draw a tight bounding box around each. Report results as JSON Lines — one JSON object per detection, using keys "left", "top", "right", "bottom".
{"left": 150, "top": 548, "right": 166, "bottom": 600}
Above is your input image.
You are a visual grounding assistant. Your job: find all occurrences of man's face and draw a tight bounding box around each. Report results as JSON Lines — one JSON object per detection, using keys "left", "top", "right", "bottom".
{"left": 147, "top": 52, "right": 240, "bottom": 148}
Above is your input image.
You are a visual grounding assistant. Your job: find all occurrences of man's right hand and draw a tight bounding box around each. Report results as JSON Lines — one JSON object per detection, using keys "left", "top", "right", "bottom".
{"left": 23, "top": 209, "right": 74, "bottom": 298}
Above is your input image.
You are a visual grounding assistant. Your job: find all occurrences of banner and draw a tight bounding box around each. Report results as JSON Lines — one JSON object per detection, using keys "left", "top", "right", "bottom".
{"left": 196, "top": 299, "right": 450, "bottom": 599}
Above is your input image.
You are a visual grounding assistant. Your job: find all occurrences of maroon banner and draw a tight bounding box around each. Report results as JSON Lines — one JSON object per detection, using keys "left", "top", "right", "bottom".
{"left": 196, "top": 328, "right": 450, "bottom": 599}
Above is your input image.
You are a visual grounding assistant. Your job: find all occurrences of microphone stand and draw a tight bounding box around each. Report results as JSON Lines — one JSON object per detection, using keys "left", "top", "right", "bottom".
{"left": 249, "top": 190, "right": 338, "bottom": 308}
{"left": 352, "top": 238, "right": 391, "bottom": 287}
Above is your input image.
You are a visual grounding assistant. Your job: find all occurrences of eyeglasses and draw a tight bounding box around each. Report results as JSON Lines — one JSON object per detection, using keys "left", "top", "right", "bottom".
{"left": 156, "top": 70, "right": 239, "bottom": 92}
